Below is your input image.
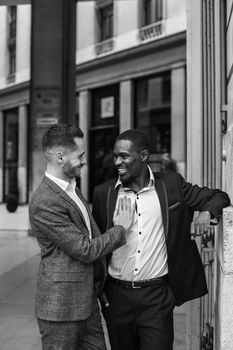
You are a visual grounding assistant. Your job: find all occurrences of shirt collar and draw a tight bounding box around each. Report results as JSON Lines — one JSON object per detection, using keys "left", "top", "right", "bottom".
{"left": 114, "top": 165, "right": 155, "bottom": 190}
{"left": 45, "top": 171, "right": 76, "bottom": 192}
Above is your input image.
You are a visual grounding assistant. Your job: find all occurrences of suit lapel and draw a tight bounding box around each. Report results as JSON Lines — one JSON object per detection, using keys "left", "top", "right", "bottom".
{"left": 75, "top": 187, "right": 100, "bottom": 237}
{"left": 43, "top": 176, "right": 88, "bottom": 231}
{"left": 106, "top": 181, "right": 118, "bottom": 230}
{"left": 154, "top": 174, "right": 169, "bottom": 239}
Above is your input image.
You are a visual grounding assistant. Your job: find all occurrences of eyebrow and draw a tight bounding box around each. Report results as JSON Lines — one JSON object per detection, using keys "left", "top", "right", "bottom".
{"left": 113, "top": 151, "right": 129, "bottom": 156}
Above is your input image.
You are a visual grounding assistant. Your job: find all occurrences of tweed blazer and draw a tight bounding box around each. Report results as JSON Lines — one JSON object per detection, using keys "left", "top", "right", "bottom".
{"left": 29, "top": 176, "right": 126, "bottom": 321}
{"left": 92, "top": 172, "right": 230, "bottom": 306}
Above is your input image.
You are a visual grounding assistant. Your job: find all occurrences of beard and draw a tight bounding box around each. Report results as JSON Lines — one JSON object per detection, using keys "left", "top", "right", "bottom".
{"left": 62, "top": 160, "right": 81, "bottom": 179}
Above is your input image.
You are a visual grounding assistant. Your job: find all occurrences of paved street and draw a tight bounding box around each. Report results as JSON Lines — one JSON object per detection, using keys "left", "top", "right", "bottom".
{"left": 0, "top": 204, "right": 185, "bottom": 350}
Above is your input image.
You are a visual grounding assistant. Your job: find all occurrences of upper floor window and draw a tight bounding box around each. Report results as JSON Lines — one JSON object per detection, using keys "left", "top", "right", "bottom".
{"left": 9, "top": 45, "right": 16, "bottom": 76}
{"left": 99, "top": 4, "right": 113, "bottom": 41}
{"left": 7, "top": 6, "right": 17, "bottom": 80}
{"left": 95, "top": 0, "right": 114, "bottom": 55}
{"left": 143, "top": 0, "right": 163, "bottom": 26}
{"left": 8, "top": 6, "right": 17, "bottom": 40}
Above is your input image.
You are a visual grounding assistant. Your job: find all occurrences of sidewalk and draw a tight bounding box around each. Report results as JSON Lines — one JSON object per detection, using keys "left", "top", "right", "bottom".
{"left": 0, "top": 204, "right": 185, "bottom": 349}
{"left": 0, "top": 204, "right": 30, "bottom": 232}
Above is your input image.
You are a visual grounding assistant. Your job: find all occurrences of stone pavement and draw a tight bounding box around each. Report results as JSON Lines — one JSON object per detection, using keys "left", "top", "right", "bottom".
{"left": 0, "top": 204, "right": 185, "bottom": 350}
{"left": 0, "top": 204, "right": 30, "bottom": 232}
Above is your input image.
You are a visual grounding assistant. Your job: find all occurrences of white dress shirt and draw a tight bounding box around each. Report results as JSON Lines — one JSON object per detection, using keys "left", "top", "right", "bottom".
{"left": 45, "top": 172, "right": 92, "bottom": 239}
{"left": 109, "top": 166, "right": 168, "bottom": 281}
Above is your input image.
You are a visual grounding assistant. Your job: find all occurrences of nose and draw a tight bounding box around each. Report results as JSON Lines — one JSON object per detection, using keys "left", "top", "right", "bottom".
{"left": 114, "top": 156, "right": 122, "bottom": 166}
{"left": 81, "top": 155, "right": 86, "bottom": 166}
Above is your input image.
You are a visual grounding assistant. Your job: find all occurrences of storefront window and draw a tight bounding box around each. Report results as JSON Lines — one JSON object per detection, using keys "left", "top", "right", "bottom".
{"left": 135, "top": 72, "right": 171, "bottom": 154}
{"left": 89, "top": 84, "right": 119, "bottom": 201}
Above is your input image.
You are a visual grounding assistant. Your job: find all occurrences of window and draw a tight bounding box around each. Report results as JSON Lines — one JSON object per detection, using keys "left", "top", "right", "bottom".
{"left": 143, "top": 0, "right": 163, "bottom": 26}
{"left": 9, "top": 45, "right": 16, "bottom": 75}
{"left": 8, "top": 6, "right": 17, "bottom": 39}
{"left": 135, "top": 72, "right": 171, "bottom": 154}
{"left": 7, "top": 6, "right": 17, "bottom": 80}
{"left": 99, "top": 4, "right": 113, "bottom": 41}
{"left": 91, "top": 84, "right": 119, "bottom": 127}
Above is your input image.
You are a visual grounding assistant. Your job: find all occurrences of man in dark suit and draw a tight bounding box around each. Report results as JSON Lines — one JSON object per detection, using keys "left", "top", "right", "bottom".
{"left": 29, "top": 124, "right": 134, "bottom": 350}
{"left": 92, "top": 129, "right": 230, "bottom": 350}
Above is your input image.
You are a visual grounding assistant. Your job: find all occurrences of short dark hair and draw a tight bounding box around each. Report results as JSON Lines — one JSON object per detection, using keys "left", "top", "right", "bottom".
{"left": 42, "top": 123, "right": 84, "bottom": 153}
{"left": 116, "top": 129, "right": 150, "bottom": 153}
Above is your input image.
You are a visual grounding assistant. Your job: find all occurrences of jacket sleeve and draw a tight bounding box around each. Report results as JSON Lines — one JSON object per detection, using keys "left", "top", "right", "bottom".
{"left": 29, "top": 196, "right": 126, "bottom": 264}
{"left": 178, "top": 174, "right": 230, "bottom": 220}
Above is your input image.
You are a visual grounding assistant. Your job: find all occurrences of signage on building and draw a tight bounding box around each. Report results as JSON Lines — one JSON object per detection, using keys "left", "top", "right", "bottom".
{"left": 101, "top": 96, "right": 114, "bottom": 118}
{"left": 33, "top": 87, "right": 61, "bottom": 123}
{"left": 36, "top": 118, "right": 58, "bottom": 125}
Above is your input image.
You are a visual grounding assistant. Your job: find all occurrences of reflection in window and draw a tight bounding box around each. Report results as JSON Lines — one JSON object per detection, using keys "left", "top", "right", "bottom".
{"left": 135, "top": 72, "right": 171, "bottom": 154}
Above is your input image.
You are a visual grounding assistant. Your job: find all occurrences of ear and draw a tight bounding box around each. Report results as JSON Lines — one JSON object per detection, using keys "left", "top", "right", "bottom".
{"left": 54, "top": 151, "right": 64, "bottom": 163}
{"left": 140, "top": 150, "right": 149, "bottom": 162}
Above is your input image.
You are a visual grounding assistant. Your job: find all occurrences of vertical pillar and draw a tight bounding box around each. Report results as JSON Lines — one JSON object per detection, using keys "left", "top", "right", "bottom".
{"left": 186, "top": 1, "right": 203, "bottom": 349}
{"left": 120, "top": 80, "right": 133, "bottom": 132}
{"left": 219, "top": 207, "right": 233, "bottom": 349}
{"left": 171, "top": 64, "right": 186, "bottom": 176}
{"left": 186, "top": 0, "right": 203, "bottom": 186}
{"left": 18, "top": 104, "right": 28, "bottom": 203}
{"left": 0, "top": 111, "right": 3, "bottom": 202}
{"left": 79, "top": 90, "right": 90, "bottom": 201}
{"left": 30, "top": 0, "right": 77, "bottom": 195}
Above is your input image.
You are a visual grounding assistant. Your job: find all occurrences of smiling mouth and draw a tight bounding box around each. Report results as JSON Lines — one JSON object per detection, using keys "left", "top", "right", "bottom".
{"left": 118, "top": 168, "right": 127, "bottom": 175}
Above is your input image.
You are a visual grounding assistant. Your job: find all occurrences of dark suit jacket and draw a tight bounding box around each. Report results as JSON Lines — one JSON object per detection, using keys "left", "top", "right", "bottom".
{"left": 92, "top": 172, "right": 230, "bottom": 306}
{"left": 29, "top": 176, "right": 126, "bottom": 321}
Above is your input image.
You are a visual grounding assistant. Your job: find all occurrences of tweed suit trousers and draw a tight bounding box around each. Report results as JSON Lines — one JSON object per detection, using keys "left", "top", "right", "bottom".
{"left": 37, "top": 295, "right": 107, "bottom": 350}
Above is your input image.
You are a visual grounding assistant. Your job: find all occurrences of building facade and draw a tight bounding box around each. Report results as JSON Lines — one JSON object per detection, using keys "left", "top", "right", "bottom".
{"left": 0, "top": 0, "right": 187, "bottom": 205}
{"left": 76, "top": 0, "right": 186, "bottom": 201}
{"left": 0, "top": 4, "right": 30, "bottom": 204}
{"left": 2, "top": 1, "right": 233, "bottom": 349}
{"left": 187, "top": 0, "right": 233, "bottom": 349}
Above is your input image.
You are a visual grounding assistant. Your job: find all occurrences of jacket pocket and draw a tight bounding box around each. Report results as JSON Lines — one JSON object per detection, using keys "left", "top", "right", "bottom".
{"left": 52, "top": 272, "right": 86, "bottom": 282}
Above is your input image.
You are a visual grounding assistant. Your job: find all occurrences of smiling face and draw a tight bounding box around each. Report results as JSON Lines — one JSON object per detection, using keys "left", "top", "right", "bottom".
{"left": 62, "top": 137, "right": 86, "bottom": 180}
{"left": 113, "top": 139, "right": 145, "bottom": 186}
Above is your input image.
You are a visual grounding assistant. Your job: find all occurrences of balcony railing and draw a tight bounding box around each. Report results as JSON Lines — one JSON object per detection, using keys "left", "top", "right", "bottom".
{"left": 7, "top": 73, "right": 15, "bottom": 84}
{"left": 139, "top": 21, "right": 164, "bottom": 42}
{"left": 95, "top": 38, "right": 114, "bottom": 56}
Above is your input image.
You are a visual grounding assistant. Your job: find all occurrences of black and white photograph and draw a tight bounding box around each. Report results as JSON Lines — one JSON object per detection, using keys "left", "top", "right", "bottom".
{"left": 0, "top": 0, "right": 232, "bottom": 349}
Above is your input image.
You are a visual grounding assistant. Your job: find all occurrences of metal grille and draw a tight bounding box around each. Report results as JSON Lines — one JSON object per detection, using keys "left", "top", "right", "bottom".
{"left": 200, "top": 226, "right": 216, "bottom": 350}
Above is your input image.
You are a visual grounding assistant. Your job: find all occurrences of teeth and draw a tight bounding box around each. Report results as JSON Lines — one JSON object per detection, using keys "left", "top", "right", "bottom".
{"left": 118, "top": 168, "right": 126, "bottom": 174}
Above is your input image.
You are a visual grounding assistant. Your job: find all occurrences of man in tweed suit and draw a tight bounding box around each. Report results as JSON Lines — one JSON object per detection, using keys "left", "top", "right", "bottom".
{"left": 29, "top": 124, "right": 134, "bottom": 350}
